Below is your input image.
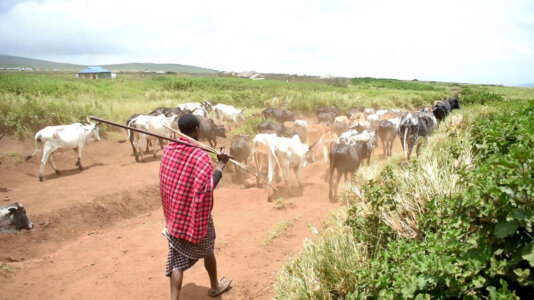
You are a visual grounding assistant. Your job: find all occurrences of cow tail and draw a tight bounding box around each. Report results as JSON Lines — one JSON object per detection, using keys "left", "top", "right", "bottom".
{"left": 25, "top": 134, "right": 41, "bottom": 161}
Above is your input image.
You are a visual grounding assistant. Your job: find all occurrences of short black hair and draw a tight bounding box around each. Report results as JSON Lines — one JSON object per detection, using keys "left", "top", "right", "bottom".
{"left": 178, "top": 113, "right": 200, "bottom": 135}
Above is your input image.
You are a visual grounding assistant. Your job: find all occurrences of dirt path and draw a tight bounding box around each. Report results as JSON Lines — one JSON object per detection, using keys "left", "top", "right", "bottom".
{"left": 0, "top": 134, "right": 400, "bottom": 299}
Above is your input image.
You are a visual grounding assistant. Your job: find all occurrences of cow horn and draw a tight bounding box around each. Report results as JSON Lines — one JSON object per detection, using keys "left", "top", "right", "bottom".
{"left": 87, "top": 116, "right": 95, "bottom": 124}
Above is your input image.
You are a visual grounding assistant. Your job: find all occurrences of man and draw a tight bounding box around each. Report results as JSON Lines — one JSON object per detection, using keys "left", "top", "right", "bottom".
{"left": 160, "top": 114, "right": 232, "bottom": 299}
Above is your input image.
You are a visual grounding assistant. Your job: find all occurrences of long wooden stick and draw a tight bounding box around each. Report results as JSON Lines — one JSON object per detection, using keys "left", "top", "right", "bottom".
{"left": 163, "top": 124, "right": 278, "bottom": 190}
{"left": 88, "top": 116, "right": 278, "bottom": 190}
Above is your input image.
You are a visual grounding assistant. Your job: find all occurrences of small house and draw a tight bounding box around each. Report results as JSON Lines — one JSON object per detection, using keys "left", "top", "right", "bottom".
{"left": 77, "top": 66, "right": 112, "bottom": 79}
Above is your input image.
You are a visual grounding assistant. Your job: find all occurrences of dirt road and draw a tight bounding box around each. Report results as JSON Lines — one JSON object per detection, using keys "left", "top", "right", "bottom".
{"left": 0, "top": 135, "right": 399, "bottom": 299}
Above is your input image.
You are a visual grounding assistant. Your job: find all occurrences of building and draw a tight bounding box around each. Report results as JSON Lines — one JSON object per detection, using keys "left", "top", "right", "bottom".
{"left": 76, "top": 66, "right": 112, "bottom": 79}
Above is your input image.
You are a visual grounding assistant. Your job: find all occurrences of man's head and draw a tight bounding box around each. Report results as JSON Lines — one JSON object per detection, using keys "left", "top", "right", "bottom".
{"left": 178, "top": 114, "right": 200, "bottom": 140}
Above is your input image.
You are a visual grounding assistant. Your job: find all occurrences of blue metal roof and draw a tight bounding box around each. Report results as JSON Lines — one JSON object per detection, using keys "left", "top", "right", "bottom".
{"left": 78, "top": 66, "right": 110, "bottom": 74}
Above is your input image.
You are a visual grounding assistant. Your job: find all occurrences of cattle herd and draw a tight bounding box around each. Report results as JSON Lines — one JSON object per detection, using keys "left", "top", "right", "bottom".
{"left": 3, "top": 97, "right": 460, "bottom": 233}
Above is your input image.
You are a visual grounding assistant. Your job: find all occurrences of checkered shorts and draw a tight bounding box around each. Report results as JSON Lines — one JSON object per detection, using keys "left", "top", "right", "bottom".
{"left": 163, "top": 216, "right": 216, "bottom": 277}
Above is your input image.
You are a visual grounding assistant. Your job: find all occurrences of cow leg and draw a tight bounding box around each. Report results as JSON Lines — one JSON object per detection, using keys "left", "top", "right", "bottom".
{"left": 294, "top": 166, "right": 303, "bottom": 188}
{"left": 158, "top": 138, "right": 165, "bottom": 150}
{"left": 48, "top": 154, "right": 60, "bottom": 174}
{"left": 332, "top": 170, "right": 343, "bottom": 201}
{"left": 282, "top": 163, "right": 292, "bottom": 196}
{"left": 39, "top": 145, "right": 56, "bottom": 181}
{"left": 328, "top": 167, "right": 335, "bottom": 201}
{"left": 75, "top": 147, "right": 84, "bottom": 170}
{"left": 381, "top": 138, "right": 386, "bottom": 156}
{"left": 130, "top": 133, "right": 139, "bottom": 162}
{"left": 139, "top": 135, "right": 146, "bottom": 162}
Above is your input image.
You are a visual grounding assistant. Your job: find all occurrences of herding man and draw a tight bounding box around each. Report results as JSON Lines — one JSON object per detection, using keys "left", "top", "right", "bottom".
{"left": 160, "top": 114, "right": 232, "bottom": 299}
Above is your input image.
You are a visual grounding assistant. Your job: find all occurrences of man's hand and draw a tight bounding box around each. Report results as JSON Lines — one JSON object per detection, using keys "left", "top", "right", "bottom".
{"left": 217, "top": 147, "right": 231, "bottom": 164}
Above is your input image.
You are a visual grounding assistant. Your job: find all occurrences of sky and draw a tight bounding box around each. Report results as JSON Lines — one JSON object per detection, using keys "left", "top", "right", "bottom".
{"left": 0, "top": 0, "right": 533, "bottom": 85}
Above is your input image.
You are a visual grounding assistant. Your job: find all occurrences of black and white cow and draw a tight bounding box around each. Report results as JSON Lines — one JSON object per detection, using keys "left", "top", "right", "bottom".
{"left": 0, "top": 203, "right": 34, "bottom": 234}
{"left": 398, "top": 110, "right": 437, "bottom": 160}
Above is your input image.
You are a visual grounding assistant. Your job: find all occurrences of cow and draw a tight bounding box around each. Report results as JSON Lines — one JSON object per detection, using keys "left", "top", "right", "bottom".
{"left": 149, "top": 107, "right": 184, "bottom": 117}
{"left": 333, "top": 116, "right": 350, "bottom": 136}
{"left": 177, "top": 101, "right": 213, "bottom": 114}
{"left": 348, "top": 112, "right": 366, "bottom": 123}
{"left": 349, "top": 121, "right": 371, "bottom": 133}
{"left": 316, "top": 106, "right": 340, "bottom": 117}
{"left": 307, "top": 123, "right": 330, "bottom": 148}
{"left": 192, "top": 107, "right": 209, "bottom": 118}
{"left": 26, "top": 119, "right": 101, "bottom": 181}
{"left": 346, "top": 107, "right": 365, "bottom": 118}
{"left": 0, "top": 203, "right": 34, "bottom": 234}
{"left": 126, "top": 114, "right": 165, "bottom": 161}
{"left": 198, "top": 117, "right": 226, "bottom": 148}
{"left": 262, "top": 108, "right": 296, "bottom": 122}
{"left": 328, "top": 143, "right": 364, "bottom": 201}
{"left": 338, "top": 130, "right": 378, "bottom": 165}
{"left": 258, "top": 121, "right": 285, "bottom": 136}
{"left": 230, "top": 135, "right": 251, "bottom": 183}
{"left": 128, "top": 114, "right": 176, "bottom": 162}
{"left": 432, "top": 98, "right": 460, "bottom": 121}
{"left": 283, "top": 124, "right": 307, "bottom": 143}
{"left": 398, "top": 110, "right": 437, "bottom": 160}
{"left": 318, "top": 112, "right": 336, "bottom": 125}
{"left": 318, "top": 131, "right": 338, "bottom": 167}
{"left": 252, "top": 133, "right": 280, "bottom": 185}
{"left": 377, "top": 120, "right": 397, "bottom": 156}
{"left": 294, "top": 119, "right": 309, "bottom": 128}
{"left": 267, "top": 135, "right": 317, "bottom": 195}
{"left": 213, "top": 103, "right": 245, "bottom": 130}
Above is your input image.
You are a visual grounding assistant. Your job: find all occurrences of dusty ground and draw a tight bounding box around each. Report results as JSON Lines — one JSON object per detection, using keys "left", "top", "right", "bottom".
{"left": 0, "top": 133, "right": 400, "bottom": 300}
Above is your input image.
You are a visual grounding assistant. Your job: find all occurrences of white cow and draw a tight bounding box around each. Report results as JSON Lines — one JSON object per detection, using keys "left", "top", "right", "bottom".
{"left": 213, "top": 103, "right": 245, "bottom": 130}
{"left": 294, "top": 119, "right": 309, "bottom": 128}
{"left": 267, "top": 135, "right": 316, "bottom": 193}
{"left": 192, "top": 107, "right": 209, "bottom": 118}
{"left": 176, "top": 101, "right": 213, "bottom": 114}
{"left": 128, "top": 114, "right": 176, "bottom": 162}
{"left": 251, "top": 133, "right": 280, "bottom": 182}
{"left": 26, "top": 120, "right": 101, "bottom": 181}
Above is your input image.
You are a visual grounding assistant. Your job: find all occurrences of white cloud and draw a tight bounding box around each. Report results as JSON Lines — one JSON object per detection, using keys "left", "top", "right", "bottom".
{"left": 0, "top": 0, "right": 533, "bottom": 85}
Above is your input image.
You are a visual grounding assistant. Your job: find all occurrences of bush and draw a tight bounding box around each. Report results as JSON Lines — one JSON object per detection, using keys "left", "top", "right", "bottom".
{"left": 275, "top": 101, "right": 534, "bottom": 299}
{"left": 460, "top": 86, "right": 505, "bottom": 105}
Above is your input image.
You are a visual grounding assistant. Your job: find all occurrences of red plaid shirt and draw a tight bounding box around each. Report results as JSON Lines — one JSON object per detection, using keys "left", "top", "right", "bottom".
{"left": 160, "top": 137, "right": 214, "bottom": 244}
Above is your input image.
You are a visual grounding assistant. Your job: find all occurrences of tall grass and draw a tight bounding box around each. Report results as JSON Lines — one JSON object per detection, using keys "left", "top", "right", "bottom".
{"left": 274, "top": 104, "right": 504, "bottom": 299}
{"left": 0, "top": 73, "right": 456, "bottom": 136}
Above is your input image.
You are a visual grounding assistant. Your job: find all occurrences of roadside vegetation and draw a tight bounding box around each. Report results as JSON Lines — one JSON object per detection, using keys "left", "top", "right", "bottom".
{"left": 0, "top": 71, "right": 492, "bottom": 136}
{"left": 274, "top": 97, "right": 534, "bottom": 299}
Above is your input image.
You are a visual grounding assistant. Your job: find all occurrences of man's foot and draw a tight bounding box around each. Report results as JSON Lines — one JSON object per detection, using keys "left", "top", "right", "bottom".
{"left": 208, "top": 277, "right": 232, "bottom": 297}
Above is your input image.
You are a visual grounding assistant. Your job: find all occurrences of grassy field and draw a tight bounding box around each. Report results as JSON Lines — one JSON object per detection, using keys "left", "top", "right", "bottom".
{"left": 274, "top": 99, "right": 534, "bottom": 299}
{"left": 0, "top": 71, "right": 498, "bottom": 136}
{"left": 2, "top": 71, "right": 534, "bottom": 298}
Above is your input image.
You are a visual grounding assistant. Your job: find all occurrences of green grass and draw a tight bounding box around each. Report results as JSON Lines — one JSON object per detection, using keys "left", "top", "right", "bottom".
{"left": 0, "top": 72, "right": 481, "bottom": 137}
{"left": 263, "top": 219, "right": 295, "bottom": 246}
{"left": 274, "top": 100, "right": 534, "bottom": 299}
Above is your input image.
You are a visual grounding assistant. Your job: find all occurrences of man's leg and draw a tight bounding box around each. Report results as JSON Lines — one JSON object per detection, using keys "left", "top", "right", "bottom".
{"left": 170, "top": 269, "right": 183, "bottom": 300}
{"left": 204, "top": 253, "right": 219, "bottom": 290}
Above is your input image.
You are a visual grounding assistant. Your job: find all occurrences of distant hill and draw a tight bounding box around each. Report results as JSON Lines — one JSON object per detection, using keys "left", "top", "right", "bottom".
{"left": 0, "top": 54, "right": 83, "bottom": 70}
{"left": 0, "top": 54, "right": 218, "bottom": 74}
{"left": 517, "top": 83, "right": 534, "bottom": 88}
{"left": 102, "top": 62, "right": 218, "bottom": 74}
